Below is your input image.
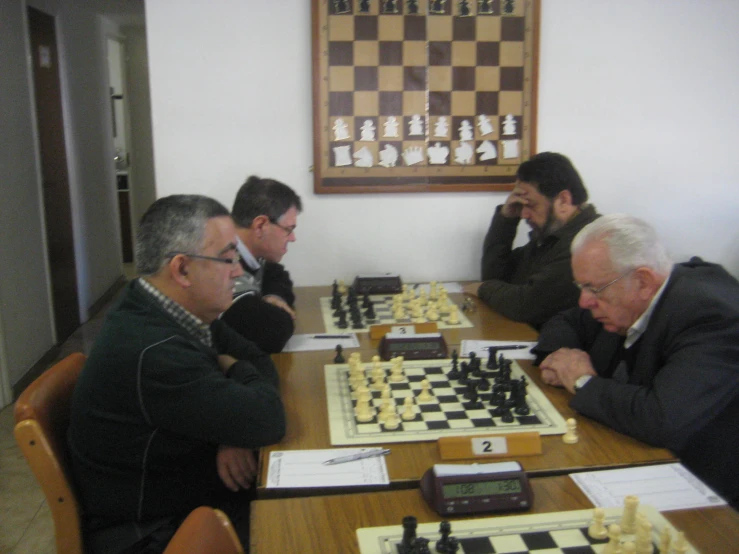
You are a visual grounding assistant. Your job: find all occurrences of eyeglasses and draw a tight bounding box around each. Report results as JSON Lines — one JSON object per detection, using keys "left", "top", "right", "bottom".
{"left": 574, "top": 271, "right": 630, "bottom": 297}
{"left": 166, "top": 252, "right": 242, "bottom": 266}
{"left": 269, "top": 219, "right": 296, "bottom": 236}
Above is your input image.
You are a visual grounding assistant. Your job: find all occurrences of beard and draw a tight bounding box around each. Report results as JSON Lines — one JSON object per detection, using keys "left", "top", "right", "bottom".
{"left": 528, "top": 205, "right": 564, "bottom": 242}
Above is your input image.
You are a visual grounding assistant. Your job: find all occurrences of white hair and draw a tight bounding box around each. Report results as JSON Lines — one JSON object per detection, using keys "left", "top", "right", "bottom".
{"left": 571, "top": 214, "right": 673, "bottom": 275}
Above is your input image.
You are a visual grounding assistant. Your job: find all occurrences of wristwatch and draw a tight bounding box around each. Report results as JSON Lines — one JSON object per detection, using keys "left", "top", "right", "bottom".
{"left": 573, "top": 375, "right": 593, "bottom": 393}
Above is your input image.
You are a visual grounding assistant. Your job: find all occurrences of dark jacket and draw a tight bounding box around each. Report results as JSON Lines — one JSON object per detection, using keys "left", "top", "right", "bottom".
{"left": 221, "top": 261, "right": 295, "bottom": 353}
{"left": 478, "top": 204, "right": 600, "bottom": 328}
{"left": 68, "top": 280, "right": 285, "bottom": 533}
{"left": 534, "top": 259, "right": 739, "bottom": 507}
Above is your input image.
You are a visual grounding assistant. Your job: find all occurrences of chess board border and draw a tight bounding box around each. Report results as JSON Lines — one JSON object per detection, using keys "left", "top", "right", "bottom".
{"left": 356, "top": 506, "right": 699, "bottom": 554}
{"left": 312, "top": 0, "right": 541, "bottom": 194}
{"left": 325, "top": 358, "right": 568, "bottom": 446}
{"left": 319, "top": 294, "right": 474, "bottom": 334}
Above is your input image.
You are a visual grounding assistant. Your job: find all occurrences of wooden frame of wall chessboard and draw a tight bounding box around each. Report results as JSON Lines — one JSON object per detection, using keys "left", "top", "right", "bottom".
{"left": 312, "top": 0, "right": 540, "bottom": 194}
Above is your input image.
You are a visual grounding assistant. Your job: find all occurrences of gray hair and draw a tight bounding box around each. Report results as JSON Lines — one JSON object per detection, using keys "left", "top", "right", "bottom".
{"left": 135, "top": 195, "right": 230, "bottom": 276}
{"left": 232, "top": 175, "right": 302, "bottom": 228}
{"left": 571, "top": 213, "right": 673, "bottom": 275}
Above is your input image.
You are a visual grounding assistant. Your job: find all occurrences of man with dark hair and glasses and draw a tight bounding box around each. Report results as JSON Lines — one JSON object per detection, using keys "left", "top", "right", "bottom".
{"left": 68, "top": 195, "right": 285, "bottom": 553}
{"left": 533, "top": 214, "right": 739, "bottom": 508}
{"left": 220, "top": 175, "right": 303, "bottom": 353}
{"left": 463, "top": 152, "right": 600, "bottom": 329}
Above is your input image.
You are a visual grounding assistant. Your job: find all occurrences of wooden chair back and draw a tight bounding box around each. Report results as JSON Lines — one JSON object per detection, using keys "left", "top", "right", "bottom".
{"left": 163, "top": 506, "right": 245, "bottom": 554}
{"left": 14, "top": 352, "right": 87, "bottom": 554}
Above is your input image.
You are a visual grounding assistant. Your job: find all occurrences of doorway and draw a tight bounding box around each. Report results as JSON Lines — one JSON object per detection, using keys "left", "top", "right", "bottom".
{"left": 27, "top": 6, "right": 80, "bottom": 343}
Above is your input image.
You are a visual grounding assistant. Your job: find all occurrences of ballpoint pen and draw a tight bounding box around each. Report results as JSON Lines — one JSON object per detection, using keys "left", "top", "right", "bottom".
{"left": 312, "top": 334, "right": 352, "bottom": 339}
{"left": 323, "top": 448, "right": 391, "bottom": 465}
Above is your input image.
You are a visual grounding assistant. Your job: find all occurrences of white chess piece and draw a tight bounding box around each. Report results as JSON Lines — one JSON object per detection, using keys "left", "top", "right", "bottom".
{"left": 447, "top": 305, "right": 460, "bottom": 325}
{"left": 562, "top": 418, "right": 579, "bottom": 444}
{"left": 401, "top": 396, "right": 416, "bottom": 420}
{"left": 476, "top": 140, "right": 497, "bottom": 161}
{"left": 458, "top": 119, "right": 473, "bottom": 141}
{"left": 360, "top": 119, "right": 376, "bottom": 141}
{"left": 417, "top": 379, "right": 433, "bottom": 402}
{"left": 402, "top": 146, "right": 424, "bottom": 166}
{"left": 333, "top": 117, "right": 350, "bottom": 140}
{"left": 588, "top": 507, "right": 608, "bottom": 540}
{"left": 333, "top": 145, "right": 353, "bottom": 166}
{"left": 602, "top": 524, "right": 622, "bottom": 554}
{"left": 503, "top": 113, "right": 517, "bottom": 135}
{"left": 434, "top": 116, "right": 449, "bottom": 137}
{"left": 383, "top": 115, "right": 399, "bottom": 137}
{"left": 378, "top": 144, "right": 399, "bottom": 168}
{"left": 672, "top": 532, "right": 689, "bottom": 554}
{"left": 454, "top": 142, "right": 474, "bottom": 164}
{"left": 353, "top": 146, "right": 374, "bottom": 167}
{"left": 428, "top": 142, "right": 449, "bottom": 164}
{"left": 477, "top": 114, "right": 494, "bottom": 136}
{"left": 620, "top": 495, "right": 639, "bottom": 534}
{"left": 658, "top": 527, "right": 672, "bottom": 553}
{"left": 502, "top": 139, "right": 519, "bottom": 159}
{"left": 409, "top": 114, "right": 424, "bottom": 135}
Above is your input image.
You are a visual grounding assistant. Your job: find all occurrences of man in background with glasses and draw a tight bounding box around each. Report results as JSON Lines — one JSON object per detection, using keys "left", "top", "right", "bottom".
{"left": 464, "top": 152, "right": 600, "bottom": 329}
{"left": 221, "top": 175, "right": 302, "bottom": 353}
{"left": 534, "top": 213, "right": 739, "bottom": 508}
{"left": 68, "top": 195, "right": 286, "bottom": 553}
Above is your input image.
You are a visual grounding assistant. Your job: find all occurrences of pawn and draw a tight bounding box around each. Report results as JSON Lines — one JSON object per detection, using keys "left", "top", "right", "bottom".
{"left": 658, "top": 527, "right": 672, "bottom": 553}
{"left": 447, "top": 304, "right": 460, "bottom": 324}
{"left": 426, "top": 305, "right": 440, "bottom": 321}
{"left": 417, "top": 379, "right": 434, "bottom": 402}
{"left": 377, "top": 398, "right": 392, "bottom": 422}
{"left": 588, "top": 507, "right": 608, "bottom": 540}
{"left": 334, "top": 344, "right": 345, "bottom": 363}
{"left": 337, "top": 279, "right": 347, "bottom": 295}
{"left": 389, "top": 358, "right": 405, "bottom": 382}
{"left": 562, "top": 417, "right": 579, "bottom": 444}
{"left": 602, "top": 524, "right": 622, "bottom": 554}
{"left": 394, "top": 306, "right": 406, "bottom": 320}
{"left": 622, "top": 541, "right": 636, "bottom": 554}
{"left": 383, "top": 405, "right": 400, "bottom": 430}
{"left": 356, "top": 384, "right": 372, "bottom": 403}
{"left": 355, "top": 398, "right": 375, "bottom": 422}
{"left": 401, "top": 396, "right": 416, "bottom": 420}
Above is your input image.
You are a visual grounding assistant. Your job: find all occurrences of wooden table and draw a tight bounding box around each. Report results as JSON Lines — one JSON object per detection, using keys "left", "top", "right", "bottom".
{"left": 257, "top": 287, "right": 676, "bottom": 496}
{"left": 250, "top": 476, "right": 739, "bottom": 553}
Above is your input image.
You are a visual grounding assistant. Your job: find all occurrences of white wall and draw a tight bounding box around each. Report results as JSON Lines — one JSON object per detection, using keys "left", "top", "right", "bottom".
{"left": 146, "top": 0, "right": 739, "bottom": 286}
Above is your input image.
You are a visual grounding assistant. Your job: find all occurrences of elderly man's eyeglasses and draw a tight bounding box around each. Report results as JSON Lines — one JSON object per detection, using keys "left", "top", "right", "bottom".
{"left": 166, "top": 252, "right": 242, "bottom": 266}
{"left": 574, "top": 271, "right": 630, "bottom": 296}
{"left": 269, "top": 219, "right": 296, "bottom": 236}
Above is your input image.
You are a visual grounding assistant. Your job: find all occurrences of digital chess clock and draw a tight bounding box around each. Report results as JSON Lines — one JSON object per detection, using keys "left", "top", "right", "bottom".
{"left": 420, "top": 462, "right": 533, "bottom": 515}
{"left": 353, "top": 274, "right": 403, "bottom": 295}
{"left": 378, "top": 332, "right": 448, "bottom": 361}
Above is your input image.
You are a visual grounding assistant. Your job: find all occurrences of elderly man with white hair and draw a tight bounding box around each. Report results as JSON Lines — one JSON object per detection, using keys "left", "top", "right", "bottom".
{"left": 534, "top": 213, "right": 739, "bottom": 508}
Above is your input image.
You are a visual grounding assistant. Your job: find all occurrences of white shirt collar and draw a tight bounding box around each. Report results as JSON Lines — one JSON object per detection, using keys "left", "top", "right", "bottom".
{"left": 624, "top": 269, "right": 672, "bottom": 349}
{"left": 236, "top": 236, "right": 261, "bottom": 271}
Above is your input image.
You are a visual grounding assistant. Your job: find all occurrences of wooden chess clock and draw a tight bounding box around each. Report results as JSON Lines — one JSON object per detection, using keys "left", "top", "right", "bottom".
{"left": 378, "top": 332, "right": 447, "bottom": 361}
{"left": 420, "top": 462, "right": 533, "bottom": 516}
{"left": 353, "top": 274, "right": 402, "bottom": 295}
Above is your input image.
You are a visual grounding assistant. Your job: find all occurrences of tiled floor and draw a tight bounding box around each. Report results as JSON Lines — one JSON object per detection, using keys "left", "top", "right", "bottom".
{"left": 0, "top": 265, "right": 134, "bottom": 554}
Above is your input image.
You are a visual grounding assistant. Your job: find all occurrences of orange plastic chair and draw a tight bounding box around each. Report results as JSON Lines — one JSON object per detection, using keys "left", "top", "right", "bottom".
{"left": 162, "top": 506, "right": 245, "bottom": 554}
{"left": 14, "top": 352, "right": 87, "bottom": 554}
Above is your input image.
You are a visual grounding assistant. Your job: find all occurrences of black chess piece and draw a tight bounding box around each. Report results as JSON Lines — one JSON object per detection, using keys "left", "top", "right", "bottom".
{"left": 436, "top": 521, "right": 452, "bottom": 553}
{"left": 489, "top": 384, "right": 506, "bottom": 406}
{"left": 383, "top": 0, "right": 397, "bottom": 13}
{"left": 334, "top": 344, "right": 345, "bottom": 364}
{"left": 407, "top": 0, "right": 418, "bottom": 14}
{"left": 513, "top": 377, "right": 530, "bottom": 415}
{"left": 486, "top": 346, "right": 499, "bottom": 369}
{"left": 459, "top": 0, "right": 470, "bottom": 16}
{"left": 479, "top": 0, "right": 492, "bottom": 14}
{"left": 365, "top": 301, "right": 376, "bottom": 320}
{"left": 362, "top": 293, "right": 371, "bottom": 308}
{"left": 445, "top": 536, "right": 460, "bottom": 553}
{"left": 457, "top": 361, "right": 470, "bottom": 385}
{"left": 331, "top": 292, "right": 342, "bottom": 310}
{"left": 463, "top": 380, "right": 478, "bottom": 401}
{"left": 360, "top": 0, "right": 371, "bottom": 13}
{"left": 398, "top": 516, "right": 417, "bottom": 554}
{"left": 334, "top": 0, "right": 350, "bottom": 14}
{"left": 500, "top": 407, "right": 515, "bottom": 423}
{"left": 504, "top": 0, "right": 514, "bottom": 14}
{"left": 431, "top": 0, "right": 445, "bottom": 14}
{"left": 337, "top": 310, "right": 348, "bottom": 329}
{"left": 411, "top": 537, "right": 431, "bottom": 554}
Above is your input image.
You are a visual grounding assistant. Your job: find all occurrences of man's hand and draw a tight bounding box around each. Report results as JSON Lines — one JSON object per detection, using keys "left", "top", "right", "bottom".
{"left": 538, "top": 348, "right": 596, "bottom": 394}
{"left": 217, "top": 354, "right": 238, "bottom": 376}
{"left": 216, "top": 445, "right": 257, "bottom": 492}
{"left": 263, "top": 295, "right": 296, "bottom": 320}
{"left": 462, "top": 282, "right": 483, "bottom": 296}
{"left": 500, "top": 185, "right": 530, "bottom": 218}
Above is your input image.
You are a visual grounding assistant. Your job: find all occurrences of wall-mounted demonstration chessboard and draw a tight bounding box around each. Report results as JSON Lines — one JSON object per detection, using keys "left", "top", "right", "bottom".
{"left": 312, "top": 0, "right": 540, "bottom": 194}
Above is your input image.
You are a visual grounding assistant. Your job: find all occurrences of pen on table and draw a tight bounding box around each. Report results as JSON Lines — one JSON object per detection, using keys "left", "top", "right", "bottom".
{"left": 312, "top": 334, "right": 352, "bottom": 339}
{"left": 323, "top": 448, "right": 391, "bottom": 465}
{"left": 489, "top": 344, "right": 529, "bottom": 350}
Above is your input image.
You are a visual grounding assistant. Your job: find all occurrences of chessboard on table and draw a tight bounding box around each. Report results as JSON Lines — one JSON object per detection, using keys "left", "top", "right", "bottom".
{"left": 357, "top": 506, "right": 698, "bottom": 554}
{"left": 312, "top": 0, "right": 540, "bottom": 193}
{"left": 320, "top": 290, "right": 473, "bottom": 334}
{"left": 325, "top": 355, "right": 567, "bottom": 446}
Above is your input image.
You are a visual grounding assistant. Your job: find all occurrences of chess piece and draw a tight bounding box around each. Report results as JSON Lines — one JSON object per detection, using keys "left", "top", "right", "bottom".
{"left": 620, "top": 495, "right": 639, "bottom": 534}
{"left": 622, "top": 541, "right": 636, "bottom": 554}
{"left": 333, "top": 117, "right": 350, "bottom": 140}
{"left": 454, "top": 141, "right": 474, "bottom": 164}
{"left": 477, "top": 140, "right": 497, "bottom": 161}
{"left": 503, "top": 113, "right": 517, "bottom": 135}
{"left": 356, "top": 385, "right": 372, "bottom": 403}
{"left": 447, "top": 304, "right": 460, "bottom": 324}
{"left": 436, "top": 521, "right": 452, "bottom": 553}
{"left": 355, "top": 398, "right": 375, "bottom": 422}
{"left": 502, "top": 139, "right": 519, "bottom": 159}
{"left": 401, "top": 516, "right": 418, "bottom": 553}
{"left": 378, "top": 144, "right": 399, "bottom": 168}
{"left": 360, "top": 119, "right": 376, "bottom": 141}
{"left": 337, "top": 279, "right": 347, "bottom": 295}
{"left": 389, "top": 358, "right": 405, "bottom": 382}
{"left": 401, "top": 396, "right": 416, "bottom": 420}
{"left": 383, "top": 404, "right": 400, "bottom": 429}
{"left": 428, "top": 142, "right": 450, "bottom": 164}
{"left": 353, "top": 146, "right": 374, "bottom": 167}
{"left": 588, "top": 507, "right": 608, "bottom": 540}
{"left": 383, "top": 115, "right": 400, "bottom": 137}
{"left": 334, "top": 344, "right": 345, "bottom": 363}
{"left": 458, "top": 119, "right": 473, "bottom": 141}
{"left": 426, "top": 305, "right": 440, "bottom": 321}
{"left": 602, "top": 524, "right": 622, "bottom": 554}
{"left": 417, "top": 379, "right": 433, "bottom": 402}
{"left": 562, "top": 417, "right": 579, "bottom": 444}
{"left": 409, "top": 114, "right": 424, "bottom": 135}
{"left": 634, "top": 514, "right": 653, "bottom": 554}
{"left": 334, "top": 144, "right": 352, "bottom": 166}
{"left": 477, "top": 114, "right": 494, "bottom": 135}
{"left": 434, "top": 116, "right": 449, "bottom": 137}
